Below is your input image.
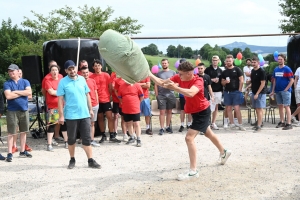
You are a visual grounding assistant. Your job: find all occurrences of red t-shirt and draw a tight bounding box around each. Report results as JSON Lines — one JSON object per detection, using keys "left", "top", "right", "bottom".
{"left": 90, "top": 72, "right": 111, "bottom": 103}
{"left": 85, "top": 78, "right": 98, "bottom": 107}
{"left": 170, "top": 74, "right": 209, "bottom": 113}
{"left": 118, "top": 83, "right": 143, "bottom": 114}
{"left": 138, "top": 77, "right": 150, "bottom": 99}
{"left": 77, "top": 71, "right": 94, "bottom": 77}
{"left": 110, "top": 72, "right": 119, "bottom": 103}
{"left": 42, "top": 73, "right": 63, "bottom": 89}
{"left": 45, "top": 78, "right": 62, "bottom": 109}
{"left": 114, "top": 78, "right": 125, "bottom": 108}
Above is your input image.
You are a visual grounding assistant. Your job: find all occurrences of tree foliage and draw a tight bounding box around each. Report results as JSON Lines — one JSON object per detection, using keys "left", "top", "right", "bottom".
{"left": 141, "top": 43, "right": 159, "bottom": 56}
{"left": 279, "top": 0, "right": 300, "bottom": 33}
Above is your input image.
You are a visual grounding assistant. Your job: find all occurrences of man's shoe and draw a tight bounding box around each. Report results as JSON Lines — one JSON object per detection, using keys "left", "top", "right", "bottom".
{"left": 223, "top": 124, "right": 228, "bottom": 130}
{"left": 52, "top": 140, "right": 59, "bottom": 146}
{"left": 136, "top": 139, "right": 142, "bottom": 147}
{"left": 64, "top": 142, "right": 68, "bottom": 149}
{"left": 109, "top": 137, "right": 121, "bottom": 143}
{"left": 126, "top": 137, "right": 136, "bottom": 144}
{"left": 47, "top": 144, "right": 54, "bottom": 152}
{"left": 123, "top": 134, "right": 129, "bottom": 141}
{"left": 145, "top": 129, "right": 153, "bottom": 135}
{"left": 159, "top": 129, "right": 164, "bottom": 135}
{"left": 253, "top": 126, "right": 261, "bottom": 133}
{"left": 276, "top": 121, "right": 285, "bottom": 128}
{"left": 6, "top": 153, "right": 13, "bottom": 162}
{"left": 19, "top": 151, "right": 32, "bottom": 158}
{"left": 91, "top": 140, "right": 100, "bottom": 147}
{"left": 77, "top": 139, "right": 82, "bottom": 144}
{"left": 68, "top": 159, "right": 75, "bottom": 169}
{"left": 229, "top": 124, "right": 236, "bottom": 130}
{"left": 25, "top": 144, "right": 32, "bottom": 152}
{"left": 186, "top": 125, "right": 190, "bottom": 129}
{"left": 12, "top": 146, "right": 18, "bottom": 154}
{"left": 220, "top": 149, "right": 231, "bottom": 165}
{"left": 165, "top": 127, "right": 173, "bottom": 133}
{"left": 99, "top": 136, "right": 107, "bottom": 143}
{"left": 282, "top": 124, "right": 293, "bottom": 130}
{"left": 291, "top": 116, "right": 299, "bottom": 124}
{"left": 55, "top": 137, "right": 64, "bottom": 143}
{"left": 177, "top": 169, "right": 199, "bottom": 181}
{"left": 0, "top": 154, "right": 5, "bottom": 160}
{"left": 251, "top": 121, "right": 264, "bottom": 127}
{"left": 211, "top": 123, "right": 219, "bottom": 130}
{"left": 178, "top": 126, "right": 184, "bottom": 132}
{"left": 88, "top": 159, "right": 101, "bottom": 169}
{"left": 238, "top": 125, "right": 246, "bottom": 131}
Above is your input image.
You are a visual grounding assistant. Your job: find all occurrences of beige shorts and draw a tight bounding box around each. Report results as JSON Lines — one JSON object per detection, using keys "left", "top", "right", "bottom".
{"left": 6, "top": 110, "right": 29, "bottom": 134}
{"left": 295, "top": 88, "right": 300, "bottom": 104}
{"left": 210, "top": 92, "right": 222, "bottom": 112}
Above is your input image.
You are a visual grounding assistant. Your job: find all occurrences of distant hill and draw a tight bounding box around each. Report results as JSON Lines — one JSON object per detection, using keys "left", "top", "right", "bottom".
{"left": 221, "top": 42, "right": 286, "bottom": 55}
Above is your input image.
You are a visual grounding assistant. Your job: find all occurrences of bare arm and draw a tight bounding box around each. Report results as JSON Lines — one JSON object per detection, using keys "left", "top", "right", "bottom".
{"left": 138, "top": 82, "right": 150, "bottom": 89}
{"left": 47, "top": 88, "right": 57, "bottom": 96}
{"left": 208, "top": 85, "right": 214, "bottom": 99}
{"left": 58, "top": 96, "right": 65, "bottom": 124}
{"left": 108, "top": 83, "right": 113, "bottom": 95}
{"left": 255, "top": 80, "right": 266, "bottom": 96}
{"left": 163, "top": 82, "right": 199, "bottom": 98}
{"left": 95, "top": 90, "right": 99, "bottom": 104}
{"left": 4, "top": 90, "right": 21, "bottom": 100}
{"left": 221, "top": 79, "right": 229, "bottom": 86}
{"left": 154, "top": 84, "right": 158, "bottom": 96}
{"left": 13, "top": 87, "right": 32, "bottom": 97}
{"left": 284, "top": 78, "right": 294, "bottom": 92}
{"left": 271, "top": 79, "right": 276, "bottom": 94}
{"left": 238, "top": 76, "right": 244, "bottom": 92}
{"left": 41, "top": 88, "right": 46, "bottom": 97}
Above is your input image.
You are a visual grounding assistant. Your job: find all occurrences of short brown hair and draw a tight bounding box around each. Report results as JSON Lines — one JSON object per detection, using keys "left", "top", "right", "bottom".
{"left": 161, "top": 58, "right": 169, "bottom": 62}
{"left": 226, "top": 55, "right": 234, "bottom": 59}
{"left": 49, "top": 64, "right": 60, "bottom": 71}
{"left": 178, "top": 61, "right": 194, "bottom": 72}
{"left": 251, "top": 56, "right": 259, "bottom": 62}
{"left": 278, "top": 53, "right": 286, "bottom": 60}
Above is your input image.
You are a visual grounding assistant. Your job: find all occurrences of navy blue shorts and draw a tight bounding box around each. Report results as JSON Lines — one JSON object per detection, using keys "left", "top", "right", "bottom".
{"left": 223, "top": 91, "right": 241, "bottom": 106}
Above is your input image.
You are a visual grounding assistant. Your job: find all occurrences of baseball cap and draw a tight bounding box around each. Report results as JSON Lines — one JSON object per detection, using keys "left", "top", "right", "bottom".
{"left": 8, "top": 64, "right": 19, "bottom": 70}
{"left": 64, "top": 60, "right": 76, "bottom": 69}
{"left": 179, "top": 58, "right": 186, "bottom": 63}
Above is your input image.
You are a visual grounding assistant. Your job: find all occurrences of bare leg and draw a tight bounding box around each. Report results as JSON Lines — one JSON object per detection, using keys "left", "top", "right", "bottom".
{"left": 285, "top": 106, "right": 292, "bottom": 124}
{"left": 159, "top": 109, "right": 166, "bottom": 128}
{"left": 166, "top": 109, "right": 172, "bottom": 127}
{"left": 180, "top": 110, "right": 185, "bottom": 124}
{"left": 54, "top": 124, "right": 60, "bottom": 138}
{"left": 212, "top": 104, "right": 219, "bottom": 124}
{"left": 105, "top": 111, "right": 114, "bottom": 133}
{"left": 256, "top": 108, "right": 263, "bottom": 126}
{"left": 126, "top": 121, "right": 134, "bottom": 136}
{"left": 13, "top": 135, "right": 17, "bottom": 148}
{"left": 68, "top": 144, "right": 75, "bottom": 157}
{"left": 19, "top": 132, "right": 26, "bottom": 152}
{"left": 226, "top": 105, "right": 234, "bottom": 124}
{"left": 97, "top": 113, "right": 105, "bottom": 133}
{"left": 90, "top": 121, "right": 95, "bottom": 140}
{"left": 278, "top": 105, "right": 285, "bottom": 122}
{"left": 82, "top": 145, "right": 93, "bottom": 159}
{"left": 113, "top": 113, "right": 119, "bottom": 133}
{"left": 204, "top": 127, "right": 225, "bottom": 154}
{"left": 133, "top": 121, "right": 141, "bottom": 137}
{"left": 185, "top": 128, "right": 199, "bottom": 170}
{"left": 145, "top": 116, "right": 150, "bottom": 129}
{"left": 62, "top": 131, "right": 68, "bottom": 142}
{"left": 121, "top": 116, "right": 127, "bottom": 134}
{"left": 47, "top": 132, "right": 54, "bottom": 145}
{"left": 7, "top": 134, "right": 13, "bottom": 154}
{"left": 233, "top": 105, "right": 242, "bottom": 124}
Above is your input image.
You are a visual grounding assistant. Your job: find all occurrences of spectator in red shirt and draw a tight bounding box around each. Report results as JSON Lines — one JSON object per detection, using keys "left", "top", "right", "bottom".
{"left": 118, "top": 82, "right": 144, "bottom": 147}
{"left": 77, "top": 60, "right": 94, "bottom": 77}
{"left": 149, "top": 61, "right": 231, "bottom": 181}
{"left": 80, "top": 66, "right": 100, "bottom": 147}
{"left": 90, "top": 59, "right": 121, "bottom": 143}
{"left": 137, "top": 77, "right": 152, "bottom": 135}
{"left": 45, "top": 65, "right": 68, "bottom": 151}
{"left": 110, "top": 72, "right": 121, "bottom": 137}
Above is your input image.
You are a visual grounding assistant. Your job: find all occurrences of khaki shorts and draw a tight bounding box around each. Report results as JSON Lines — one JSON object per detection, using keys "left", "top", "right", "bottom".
{"left": 6, "top": 110, "right": 29, "bottom": 134}
{"left": 295, "top": 88, "right": 300, "bottom": 104}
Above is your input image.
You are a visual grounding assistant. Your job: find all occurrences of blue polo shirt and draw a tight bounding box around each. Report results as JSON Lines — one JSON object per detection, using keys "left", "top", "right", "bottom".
{"left": 272, "top": 66, "right": 294, "bottom": 92}
{"left": 57, "top": 75, "right": 90, "bottom": 120}
{"left": 3, "top": 78, "right": 30, "bottom": 111}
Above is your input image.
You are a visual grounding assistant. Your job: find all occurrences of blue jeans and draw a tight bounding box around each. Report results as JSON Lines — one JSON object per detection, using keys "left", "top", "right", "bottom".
{"left": 276, "top": 91, "right": 291, "bottom": 106}
{"left": 223, "top": 91, "right": 241, "bottom": 106}
{"left": 251, "top": 94, "right": 266, "bottom": 108}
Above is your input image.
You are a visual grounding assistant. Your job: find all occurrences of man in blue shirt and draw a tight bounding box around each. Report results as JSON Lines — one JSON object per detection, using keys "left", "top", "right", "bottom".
{"left": 3, "top": 64, "right": 32, "bottom": 162}
{"left": 57, "top": 60, "right": 101, "bottom": 169}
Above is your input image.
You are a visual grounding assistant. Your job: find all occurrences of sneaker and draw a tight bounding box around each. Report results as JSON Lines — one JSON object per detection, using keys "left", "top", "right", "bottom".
{"left": 220, "top": 149, "right": 231, "bottom": 165}
{"left": 238, "top": 125, "right": 246, "bottom": 131}
{"left": 253, "top": 126, "right": 261, "bottom": 133}
{"left": 295, "top": 122, "right": 300, "bottom": 127}
{"left": 159, "top": 128, "right": 164, "bottom": 135}
{"left": 52, "top": 140, "right": 59, "bottom": 146}
{"left": 68, "top": 159, "right": 75, "bottom": 169}
{"left": 12, "top": 146, "right": 18, "bottom": 154}
{"left": 109, "top": 137, "right": 121, "bottom": 143}
{"left": 47, "top": 144, "right": 54, "bottom": 152}
{"left": 99, "top": 136, "right": 107, "bottom": 143}
{"left": 276, "top": 121, "right": 285, "bottom": 128}
{"left": 77, "top": 139, "right": 82, "bottom": 144}
{"left": 229, "top": 124, "right": 236, "bottom": 130}
{"left": 136, "top": 139, "right": 142, "bottom": 147}
{"left": 223, "top": 124, "right": 228, "bottom": 130}
{"left": 291, "top": 116, "right": 298, "bottom": 124}
{"left": 251, "top": 121, "right": 264, "bottom": 127}
{"left": 25, "top": 144, "right": 32, "bottom": 152}
{"left": 19, "top": 151, "right": 32, "bottom": 158}
{"left": 145, "top": 129, "right": 153, "bottom": 135}
{"left": 177, "top": 169, "right": 199, "bottom": 181}
{"left": 178, "top": 126, "right": 184, "bottom": 132}
{"left": 126, "top": 131, "right": 130, "bottom": 137}
{"left": 211, "top": 123, "right": 219, "bottom": 130}
{"left": 55, "top": 137, "right": 64, "bottom": 143}
{"left": 165, "top": 127, "right": 173, "bottom": 133}
{"left": 0, "top": 154, "right": 5, "bottom": 160}
{"left": 282, "top": 124, "right": 293, "bottom": 130}
{"left": 6, "top": 153, "right": 13, "bottom": 162}
{"left": 126, "top": 137, "right": 136, "bottom": 144}
{"left": 91, "top": 140, "right": 100, "bottom": 147}
{"left": 123, "top": 134, "right": 129, "bottom": 141}
{"left": 64, "top": 142, "right": 68, "bottom": 149}
{"left": 88, "top": 159, "right": 101, "bottom": 169}
{"left": 186, "top": 125, "right": 190, "bottom": 129}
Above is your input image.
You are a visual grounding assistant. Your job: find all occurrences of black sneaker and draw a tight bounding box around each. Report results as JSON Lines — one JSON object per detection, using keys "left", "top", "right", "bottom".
{"left": 88, "top": 159, "right": 101, "bottom": 169}
{"left": 126, "top": 131, "right": 130, "bottom": 137}
{"left": 253, "top": 126, "right": 261, "bottom": 133}
{"left": 276, "top": 122, "right": 285, "bottom": 128}
{"left": 251, "top": 121, "right": 264, "bottom": 127}
{"left": 159, "top": 129, "right": 164, "bottom": 135}
{"left": 186, "top": 125, "right": 190, "bottom": 129}
{"left": 178, "top": 126, "right": 184, "bottom": 132}
{"left": 136, "top": 139, "right": 142, "bottom": 147}
{"left": 6, "top": 153, "right": 12, "bottom": 162}
{"left": 68, "top": 159, "right": 75, "bottom": 169}
{"left": 282, "top": 124, "right": 293, "bottom": 130}
{"left": 0, "top": 154, "right": 5, "bottom": 160}
{"left": 145, "top": 129, "right": 153, "bottom": 135}
{"left": 126, "top": 137, "right": 136, "bottom": 144}
{"left": 166, "top": 127, "right": 173, "bottom": 133}
{"left": 99, "top": 135, "right": 107, "bottom": 143}
{"left": 19, "top": 151, "right": 32, "bottom": 158}
{"left": 109, "top": 137, "right": 121, "bottom": 143}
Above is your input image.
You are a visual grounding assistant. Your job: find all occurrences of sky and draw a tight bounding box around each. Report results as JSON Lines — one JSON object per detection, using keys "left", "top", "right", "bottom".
{"left": 0, "top": 0, "right": 289, "bottom": 53}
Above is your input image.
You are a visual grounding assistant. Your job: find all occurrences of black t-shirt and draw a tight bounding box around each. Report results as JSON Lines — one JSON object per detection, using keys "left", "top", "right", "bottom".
{"left": 204, "top": 65, "right": 223, "bottom": 92}
{"left": 198, "top": 74, "right": 211, "bottom": 100}
{"left": 221, "top": 66, "right": 243, "bottom": 91}
{"left": 251, "top": 67, "right": 267, "bottom": 94}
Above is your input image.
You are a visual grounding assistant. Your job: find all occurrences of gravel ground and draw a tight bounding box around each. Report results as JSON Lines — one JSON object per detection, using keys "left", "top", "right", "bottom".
{"left": 0, "top": 116, "right": 300, "bottom": 200}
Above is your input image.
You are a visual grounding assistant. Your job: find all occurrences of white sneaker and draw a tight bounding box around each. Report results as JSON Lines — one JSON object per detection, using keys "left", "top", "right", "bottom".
{"left": 123, "top": 134, "right": 128, "bottom": 142}
{"left": 220, "top": 149, "right": 231, "bottom": 165}
{"left": 91, "top": 140, "right": 100, "bottom": 147}
{"left": 177, "top": 169, "right": 199, "bottom": 181}
{"left": 223, "top": 124, "right": 228, "bottom": 130}
{"left": 233, "top": 118, "right": 239, "bottom": 126}
{"left": 55, "top": 137, "right": 64, "bottom": 142}
{"left": 295, "top": 122, "right": 300, "bottom": 127}
{"left": 229, "top": 124, "right": 236, "bottom": 130}
{"left": 211, "top": 123, "right": 219, "bottom": 130}
{"left": 291, "top": 116, "right": 299, "bottom": 124}
{"left": 238, "top": 125, "right": 246, "bottom": 131}
{"left": 52, "top": 140, "right": 59, "bottom": 146}
{"left": 47, "top": 145, "right": 54, "bottom": 151}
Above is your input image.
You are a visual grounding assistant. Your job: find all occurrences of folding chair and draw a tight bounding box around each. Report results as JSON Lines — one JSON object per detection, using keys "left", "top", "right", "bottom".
{"left": 265, "top": 95, "right": 276, "bottom": 124}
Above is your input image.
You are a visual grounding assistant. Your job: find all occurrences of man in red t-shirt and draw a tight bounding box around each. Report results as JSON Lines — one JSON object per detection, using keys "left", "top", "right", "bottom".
{"left": 80, "top": 66, "right": 100, "bottom": 147}
{"left": 118, "top": 82, "right": 144, "bottom": 147}
{"left": 149, "top": 61, "right": 231, "bottom": 181}
{"left": 137, "top": 77, "right": 152, "bottom": 135}
{"left": 77, "top": 60, "right": 94, "bottom": 77}
{"left": 90, "top": 59, "right": 121, "bottom": 143}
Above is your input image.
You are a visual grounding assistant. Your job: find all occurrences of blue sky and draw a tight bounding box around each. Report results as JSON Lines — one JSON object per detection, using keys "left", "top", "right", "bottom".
{"left": 1, "top": 0, "right": 288, "bottom": 52}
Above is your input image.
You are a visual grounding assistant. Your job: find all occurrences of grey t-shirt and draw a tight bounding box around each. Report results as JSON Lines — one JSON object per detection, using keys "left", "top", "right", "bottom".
{"left": 156, "top": 70, "right": 176, "bottom": 95}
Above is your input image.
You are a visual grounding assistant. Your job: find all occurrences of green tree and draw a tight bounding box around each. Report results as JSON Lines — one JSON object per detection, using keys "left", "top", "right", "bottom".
{"left": 199, "top": 43, "right": 213, "bottom": 60}
{"left": 166, "top": 45, "right": 176, "bottom": 57}
{"left": 182, "top": 47, "right": 193, "bottom": 58}
{"left": 264, "top": 54, "right": 274, "bottom": 63}
{"left": 175, "top": 44, "right": 184, "bottom": 58}
{"left": 242, "top": 47, "right": 252, "bottom": 59}
{"left": 221, "top": 47, "right": 231, "bottom": 55}
{"left": 279, "top": 0, "right": 300, "bottom": 33}
{"left": 231, "top": 48, "right": 243, "bottom": 58}
{"left": 141, "top": 43, "right": 159, "bottom": 56}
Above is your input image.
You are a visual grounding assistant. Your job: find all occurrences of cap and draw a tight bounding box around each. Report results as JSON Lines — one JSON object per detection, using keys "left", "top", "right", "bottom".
{"left": 64, "top": 60, "right": 76, "bottom": 69}
{"left": 8, "top": 64, "right": 19, "bottom": 70}
{"left": 179, "top": 58, "right": 186, "bottom": 63}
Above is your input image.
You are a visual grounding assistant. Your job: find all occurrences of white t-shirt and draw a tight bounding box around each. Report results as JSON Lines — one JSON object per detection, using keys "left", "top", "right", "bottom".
{"left": 295, "top": 67, "right": 300, "bottom": 88}
{"left": 243, "top": 66, "right": 253, "bottom": 83}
